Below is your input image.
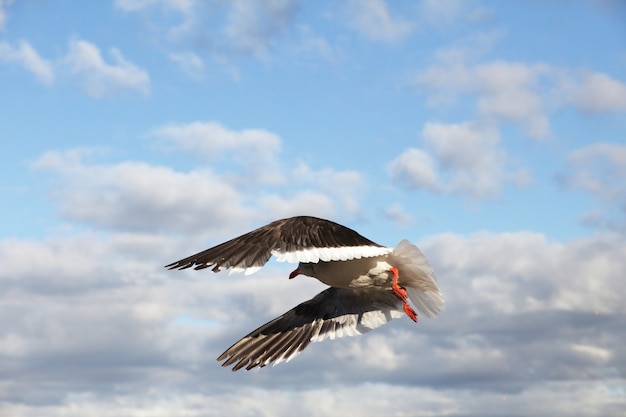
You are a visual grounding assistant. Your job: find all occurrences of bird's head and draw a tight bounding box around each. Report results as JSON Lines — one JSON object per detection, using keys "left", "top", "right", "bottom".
{"left": 289, "top": 262, "right": 317, "bottom": 279}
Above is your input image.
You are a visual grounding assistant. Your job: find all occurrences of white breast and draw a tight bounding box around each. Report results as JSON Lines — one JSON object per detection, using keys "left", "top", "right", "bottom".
{"left": 308, "top": 256, "right": 393, "bottom": 289}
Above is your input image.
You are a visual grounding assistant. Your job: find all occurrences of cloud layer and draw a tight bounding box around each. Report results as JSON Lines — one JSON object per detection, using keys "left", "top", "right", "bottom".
{"left": 1, "top": 2, "right": 625, "bottom": 417}
{"left": 1, "top": 225, "right": 624, "bottom": 416}
{"left": 4, "top": 123, "right": 626, "bottom": 416}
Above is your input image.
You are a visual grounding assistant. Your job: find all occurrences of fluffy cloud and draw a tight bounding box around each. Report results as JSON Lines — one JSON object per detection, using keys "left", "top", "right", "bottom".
{"left": 420, "top": 0, "right": 493, "bottom": 26}
{"left": 0, "top": 40, "right": 54, "bottom": 84}
{"left": 32, "top": 149, "right": 254, "bottom": 235}
{"left": 415, "top": 50, "right": 626, "bottom": 139}
{"left": 30, "top": 122, "right": 372, "bottom": 235}
{"left": 292, "top": 163, "right": 365, "bottom": 215}
{"left": 561, "top": 71, "right": 626, "bottom": 113}
{"left": 472, "top": 61, "right": 550, "bottom": 137}
{"left": 416, "top": 52, "right": 552, "bottom": 139}
{"left": 293, "top": 25, "right": 338, "bottom": 63}
{"left": 423, "top": 231, "right": 624, "bottom": 315}
{"left": 169, "top": 51, "right": 205, "bottom": 78}
{"left": 1, "top": 226, "right": 623, "bottom": 416}
{"left": 151, "top": 121, "right": 284, "bottom": 185}
{"left": 115, "top": 0, "right": 300, "bottom": 59}
{"left": 422, "top": 122, "right": 503, "bottom": 195}
{"left": 65, "top": 39, "right": 150, "bottom": 98}
{"left": 224, "top": 0, "right": 299, "bottom": 56}
{"left": 115, "top": 0, "right": 198, "bottom": 40}
{"left": 387, "top": 148, "right": 439, "bottom": 191}
{"left": 388, "top": 122, "right": 524, "bottom": 198}
{"left": 345, "top": 0, "right": 413, "bottom": 42}
{"left": 1, "top": 382, "right": 622, "bottom": 417}
{"left": 4, "top": 126, "right": 626, "bottom": 412}
{"left": 152, "top": 121, "right": 282, "bottom": 167}
{"left": 382, "top": 202, "right": 414, "bottom": 226}
{"left": 0, "top": 38, "right": 152, "bottom": 96}
{"left": 149, "top": 122, "right": 368, "bottom": 217}
{"left": 564, "top": 142, "right": 626, "bottom": 202}
{"left": 0, "top": 0, "right": 12, "bottom": 30}
{"left": 114, "top": 0, "right": 195, "bottom": 13}
{"left": 558, "top": 142, "right": 626, "bottom": 231}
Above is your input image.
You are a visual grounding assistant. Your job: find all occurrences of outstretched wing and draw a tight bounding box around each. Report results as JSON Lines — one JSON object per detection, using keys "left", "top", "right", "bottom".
{"left": 217, "top": 287, "right": 405, "bottom": 371}
{"left": 165, "top": 216, "right": 391, "bottom": 274}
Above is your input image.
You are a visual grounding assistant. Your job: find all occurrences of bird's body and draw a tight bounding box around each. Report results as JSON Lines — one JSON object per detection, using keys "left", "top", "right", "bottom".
{"left": 166, "top": 216, "right": 443, "bottom": 371}
{"left": 296, "top": 256, "right": 393, "bottom": 288}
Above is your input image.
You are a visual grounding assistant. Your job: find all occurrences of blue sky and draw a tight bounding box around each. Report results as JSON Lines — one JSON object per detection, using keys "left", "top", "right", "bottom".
{"left": 1, "top": 1, "right": 625, "bottom": 416}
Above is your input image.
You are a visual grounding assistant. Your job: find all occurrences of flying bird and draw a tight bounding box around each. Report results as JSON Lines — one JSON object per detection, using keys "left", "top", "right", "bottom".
{"left": 166, "top": 216, "right": 444, "bottom": 371}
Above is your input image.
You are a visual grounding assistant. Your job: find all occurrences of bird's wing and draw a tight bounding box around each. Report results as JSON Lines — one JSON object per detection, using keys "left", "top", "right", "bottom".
{"left": 165, "top": 216, "right": 391, "bottom": 274}
{"left": 217, "top": 287, "right": 405, "bottom": 371}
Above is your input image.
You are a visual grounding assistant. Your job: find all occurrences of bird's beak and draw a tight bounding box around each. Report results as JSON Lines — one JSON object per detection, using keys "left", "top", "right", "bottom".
{"left": 289, "top": 269, "right": 300, "bottom": 279}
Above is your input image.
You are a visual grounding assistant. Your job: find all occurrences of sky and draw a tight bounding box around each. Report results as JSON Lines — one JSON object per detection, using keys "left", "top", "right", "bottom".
{"left": 1, "top": 0, "right": 625, "bottom": 416}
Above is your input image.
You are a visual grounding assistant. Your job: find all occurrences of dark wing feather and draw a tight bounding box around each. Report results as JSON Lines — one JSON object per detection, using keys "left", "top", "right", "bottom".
{"left": 217, "top": 287, "right": 404, "bottom": 371}
{"left": 165, "top": 216, "right": 384, "bottom": 272}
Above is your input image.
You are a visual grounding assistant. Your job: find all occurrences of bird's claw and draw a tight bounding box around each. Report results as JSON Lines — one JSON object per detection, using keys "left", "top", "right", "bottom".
{"left": 389, "top": 267, "right": 419, "bottom": 322}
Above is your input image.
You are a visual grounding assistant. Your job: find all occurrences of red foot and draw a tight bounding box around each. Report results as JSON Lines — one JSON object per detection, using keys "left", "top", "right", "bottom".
{"left": 389, "top": 267, "right": 419, "bottom": 322}
{"left": 403, "top": 303, "right": 418, "bottom": 322}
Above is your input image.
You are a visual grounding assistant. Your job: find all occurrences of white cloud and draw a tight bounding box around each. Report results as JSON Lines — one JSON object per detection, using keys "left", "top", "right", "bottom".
{"left": 292, "top": 163, "right": 365, "bottom": 215}
{"left": 258, "top": 190, "right": 336, "bottom": 220}
{"left": 30, "top": 131, "right": 370, "bottom": 235}
{"left": 114, "top": 0, "right": 195, "bottom": 13}
{"left": 424, "top": 121, "right": 507, "bottom": 197}
{"left": 473, "top": 60, "right": 551, "bottom": 138}
{"left": 0, "top": 40, "right": 55, "bottom": 84}
{"left": 294, "top": 25, "right": 338, "bottom": 63}
{"left": 423, "top": 231, "right": 625, "bottom": 315}
{"left": 346, "top": 0, "right": 413, "bottom": 42}
{"left": 0, "top": 37, "right": 156, "bottom": 96}
{"left": 564, "top": 142, "right": 626, "bottom": 201}
{"left": 559, "top": 142, "right": 626, "bottom": 231}
{"left": 224, "top": 0, "right": 299, "bottom": 56}
{"left": 32, "top": 149, "right": 253, "bottom": 235}
{"left": 387, "top": 148, "right": 439, "bottom": 191}
{"left": 169, "top": 51, "right": 205, "bottom": 78}
{"left": 420, "top": 0, "right": 493, "bottom": 26}
{"left": 334, "top": 333, "right": 406, "bottom": 370}
{"left": 151, "top": 121, "right": 283, "bottom": 184}
{"left": 420, "top": 0, "right": 465, "bottom": 24}
{"left": 114, "top": 0, "right": 198, "bottom": 40}
{"left": 2, "top": 381, "right": 623, "bottom": 417}
{"left": 114, "top": 0, "right": 329, "bottom": 67}
{"left": 151, "top": 122, "right": 368, "bottom": 216}
{"left": 424, "top": 122, "right": 499, "bottom": 171}
{"left": 562, "top": 71, "right": 626, "bottom": 113}
{"left": 388, "top": 122, "right": 517, "bottom": 198}
{"left": 416, "top": 53, "right": 552, "bottom": 139}
{"left": 2, "top": 381, "right": 622, "bottom": 417}
{"left": 65, "top": 39, "right": 150, "bottom": 98}
{"left": 383, "top": 202, "right": 414, "bottom": 226}
{"left": 416, "top": 49, "right": 626, "bottom": 140}
{"left": 0, "top": 0, "right": 13, "bottom": 31}
{"left": 152, "top": 121, "right": 281, "bottom": 163}
{"left": 1, "top": 226, "right": 624, "bottom": 416}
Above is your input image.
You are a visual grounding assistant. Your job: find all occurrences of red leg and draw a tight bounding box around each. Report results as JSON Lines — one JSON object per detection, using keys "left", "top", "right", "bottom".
{"left": 390, "top": 267, "right": 406, "bottom": 300}
{"left": 389, "top": 267, "right": 418, "bottom": 322}
{"left": 403, "top": 304, "right": 418, "bottom": 322}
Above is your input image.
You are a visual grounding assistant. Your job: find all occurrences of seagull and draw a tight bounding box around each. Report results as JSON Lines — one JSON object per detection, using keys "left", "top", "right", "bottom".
{"left": 166, "top": 216, "right": 444, "bottom": 371}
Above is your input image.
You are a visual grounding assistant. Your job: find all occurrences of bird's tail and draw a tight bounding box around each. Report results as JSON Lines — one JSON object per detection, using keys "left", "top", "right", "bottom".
{"left": 391, "top": 239, "right": 444, "bottom": 318}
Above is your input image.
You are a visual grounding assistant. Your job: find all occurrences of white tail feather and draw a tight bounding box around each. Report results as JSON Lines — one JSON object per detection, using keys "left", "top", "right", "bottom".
{"left": 391, "top": 239, "right": 444, "bottom": 318}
